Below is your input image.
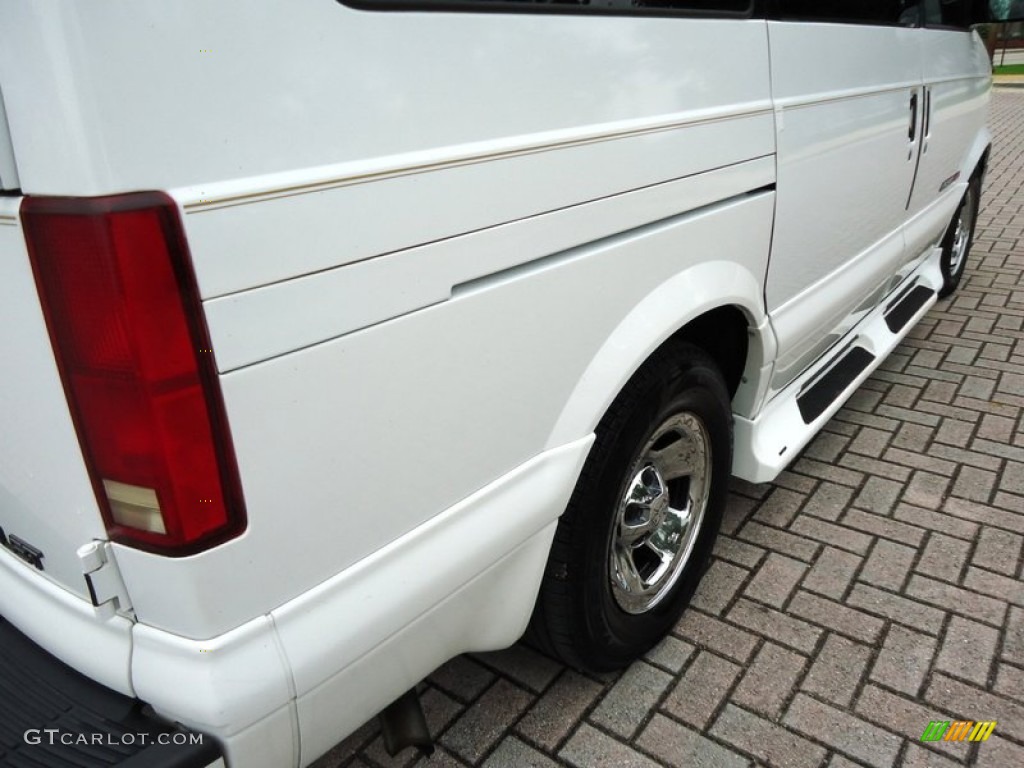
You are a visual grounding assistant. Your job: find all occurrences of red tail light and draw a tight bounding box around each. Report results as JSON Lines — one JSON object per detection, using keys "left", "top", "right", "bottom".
{"left": 22, "top": 193, "right": 246, "bottom": 555}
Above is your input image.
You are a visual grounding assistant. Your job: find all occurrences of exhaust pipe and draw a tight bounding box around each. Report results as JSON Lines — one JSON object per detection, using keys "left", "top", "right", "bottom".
{"left": 378, "top": 687, "right": 434, "bottom": 757}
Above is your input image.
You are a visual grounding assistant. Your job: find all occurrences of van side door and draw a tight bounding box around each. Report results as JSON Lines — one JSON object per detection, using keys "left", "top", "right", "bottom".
{"left": 904, "top": 0, "right": 991, "bottom": 260}
{"left": 765, "top": 0, "right": 923, "bottom": 393}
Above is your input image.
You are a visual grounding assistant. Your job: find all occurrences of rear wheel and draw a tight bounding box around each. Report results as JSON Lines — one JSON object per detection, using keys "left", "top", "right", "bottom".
{"left": 528, "top": 342, "right": 731, "bottom": 671}
{"left": 938, "top": 176, "right": 980, "bottom": 298}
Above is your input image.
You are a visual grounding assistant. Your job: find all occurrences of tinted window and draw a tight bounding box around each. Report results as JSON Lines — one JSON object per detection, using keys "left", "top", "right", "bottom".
{"left": 778, "top": 0, "right": 920, "bottom": 25}
{"left": 343, "top": 0, "right": 753, "bottom": 15}
{"left": 923, "top": 0, "right": 970, "bottom": 27}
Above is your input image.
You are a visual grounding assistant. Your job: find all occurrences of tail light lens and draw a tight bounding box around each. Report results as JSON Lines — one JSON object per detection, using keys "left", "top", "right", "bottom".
{"left": 22, "top": 193, "right": 246, "bottom": 555}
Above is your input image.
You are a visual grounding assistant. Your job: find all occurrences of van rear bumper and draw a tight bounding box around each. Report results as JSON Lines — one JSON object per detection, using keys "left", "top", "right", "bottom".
{"left": 0, "top": 615, "right": 222, "bottom": 768}
{"left": 0, "top": 436, "right": 593, "bottom": 767}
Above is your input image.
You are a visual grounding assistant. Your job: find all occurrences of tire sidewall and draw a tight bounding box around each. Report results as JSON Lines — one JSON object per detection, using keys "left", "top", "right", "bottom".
{"left": 574, "top": 351, "right": 731, "bottom": 668}
{"left": 940, "top": 179, "right": 979, "bottom": 297}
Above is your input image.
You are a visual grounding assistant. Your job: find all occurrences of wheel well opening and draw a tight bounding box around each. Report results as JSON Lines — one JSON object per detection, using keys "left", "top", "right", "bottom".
{"left": 672, "top": 306, "right": 749, "bottom": 398}
{"left": 975, "top": 145, "right": 991, "bottom": 184}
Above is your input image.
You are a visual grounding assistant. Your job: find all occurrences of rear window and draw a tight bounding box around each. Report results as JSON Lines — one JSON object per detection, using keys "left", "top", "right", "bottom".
{"left": 341, "top": 0, "right": 753, "bottom": 17}
{"left": 777, "top": 0, "right": 920, "bottom": 25}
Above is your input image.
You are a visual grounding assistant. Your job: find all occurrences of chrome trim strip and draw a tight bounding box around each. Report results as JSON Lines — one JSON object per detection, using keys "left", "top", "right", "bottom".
{"left": 181, "top": 104, "right": 774, "bottom": 213}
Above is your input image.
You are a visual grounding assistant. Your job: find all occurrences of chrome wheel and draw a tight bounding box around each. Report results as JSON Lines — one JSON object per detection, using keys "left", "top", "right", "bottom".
{"left": 529, "top": 341, "right": 731, "bottom": 671}
{"left": 948, "top": 186, "right": 976, "bottom": 278}
{"left": 609, "top": 412, "right": 711, "bottom": 615}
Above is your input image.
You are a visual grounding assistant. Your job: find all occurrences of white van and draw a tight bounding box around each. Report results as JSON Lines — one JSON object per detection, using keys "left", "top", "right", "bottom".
{"left": 0, "top": 1, "right": 1009, "bottom": 766}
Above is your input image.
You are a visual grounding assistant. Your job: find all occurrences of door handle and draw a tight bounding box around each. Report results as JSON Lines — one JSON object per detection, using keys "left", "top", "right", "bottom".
{"left": 922, "top": 87, "right": 931, "bottom": 152}
{"left": 909, "top": 92, "right": 918, "bottom": 142}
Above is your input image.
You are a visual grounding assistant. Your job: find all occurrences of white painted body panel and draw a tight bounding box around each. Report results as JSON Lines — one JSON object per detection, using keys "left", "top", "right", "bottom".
{"left": 119, "top": 190, "right": 776, "bottom": 641}
{"left": 185, "top": 111, "right": 772, "bottom": 300}
{"left": 0, "top": 2, "right": 995, "bottom": 767}
{"left": 203, "top": 156, "right": 775, "bottom": 371}
{"left": 0, "top": 85, "right": 17, "bottom": 189}
{"left": 0, "top": 1, "right": 770, "bottom": 202}
{"left": 0, "top": 199, "right": 109, "bottom": 600}
{"left": 906, "top": 28, "right": 991, "bottom": 258}
{"left": 762, "top": 20, "right": 989, "bottom": 407}
{"left": 765, "top": 21, "right": 921, "bottom": 389}
{"left": 0, "top": 544, "right": 133, "bottom": 695}
{"left": 128, "top": 439, "right": 590, "bottom": 767}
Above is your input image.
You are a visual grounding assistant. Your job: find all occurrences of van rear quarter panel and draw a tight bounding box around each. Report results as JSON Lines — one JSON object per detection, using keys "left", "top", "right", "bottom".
{"left": 1, "top": 0, "right": 767, "bottom": 201}
{"left": 117, "top": 188, "right": 777, "bottom": 639}
{"left": 1, "top": 0, "right": 775, "bottom": 640}
{"left": 0, "top": 207, "right": 109, "bottom": 601}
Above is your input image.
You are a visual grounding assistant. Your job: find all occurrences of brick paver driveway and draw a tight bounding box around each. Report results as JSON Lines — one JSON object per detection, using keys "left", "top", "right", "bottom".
{"left": 320, "top": 89, "right": 1024, "bottom": 768}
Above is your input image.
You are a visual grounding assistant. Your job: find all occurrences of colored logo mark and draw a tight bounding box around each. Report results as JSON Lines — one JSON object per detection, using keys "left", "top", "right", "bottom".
{"left": 921, "top": 720, "right": 996, "bottom": 742}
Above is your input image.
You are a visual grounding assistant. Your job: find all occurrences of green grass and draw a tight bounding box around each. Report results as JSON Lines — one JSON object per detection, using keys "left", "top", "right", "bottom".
{"left": 994, "top": 64, "right": 1024, "bottom": 75}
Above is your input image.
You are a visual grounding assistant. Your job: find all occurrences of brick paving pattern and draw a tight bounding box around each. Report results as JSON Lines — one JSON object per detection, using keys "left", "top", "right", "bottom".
{"left": 316, "top": 89, "right": 1024, "bottom": 768}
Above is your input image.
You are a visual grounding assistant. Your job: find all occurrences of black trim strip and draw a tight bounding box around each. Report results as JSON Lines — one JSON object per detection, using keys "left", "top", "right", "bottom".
{"left": 797, "top": 346, "right": 874, "bottom": 423}
{"left": 767, "top": 0, "right": 922, "bottom": 26}
{"left": 884, "top": 284, "right": 933, "bottom": 333}
{"left": 340, "top": 0, "right": 755, "bottom": 18}
{"left": 883, "top": 280, "right": 916, "bottom": 314}
{"left": 85, "top": 570, "right": 102, "bottom": 606}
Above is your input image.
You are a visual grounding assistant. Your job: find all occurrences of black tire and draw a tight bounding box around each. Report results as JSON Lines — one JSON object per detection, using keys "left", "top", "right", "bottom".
{"left": 938, "top": 176, "right": 980, "bottom": 298}
{"left": 528, "top": 341, "right": 732, "bottom": 672}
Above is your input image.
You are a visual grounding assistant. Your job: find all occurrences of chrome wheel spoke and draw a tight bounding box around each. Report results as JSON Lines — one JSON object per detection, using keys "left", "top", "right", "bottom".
{"left": 612, "top": 546, "right": 648, "bottom": 595}
{"left": 609, "top": 412, "right": 712, "bottom": 615}
{"left": 619, "top": 510, "right": 659, "bottom": 545}
{"left": 667, "top": 503, "right": 693, "bottom": 535}
{"left": 648, "top": 432, "right": 702, "bottom": 481}
{"left": 643, "top": 539, "right": 675, "bottom": 579}
{"left": 619, "top": 466, "right": 668, "bottom": 544}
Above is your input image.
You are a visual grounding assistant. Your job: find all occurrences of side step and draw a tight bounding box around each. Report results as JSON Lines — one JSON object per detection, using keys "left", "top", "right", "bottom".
{"left": 797, "top": 346, "right": 875, "bottom": 424}
{"left": 733, "top": 255, "right": 944, "bottom": 484}
{"left": 884, "top": 284, "right": 935, "bottom": 333}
